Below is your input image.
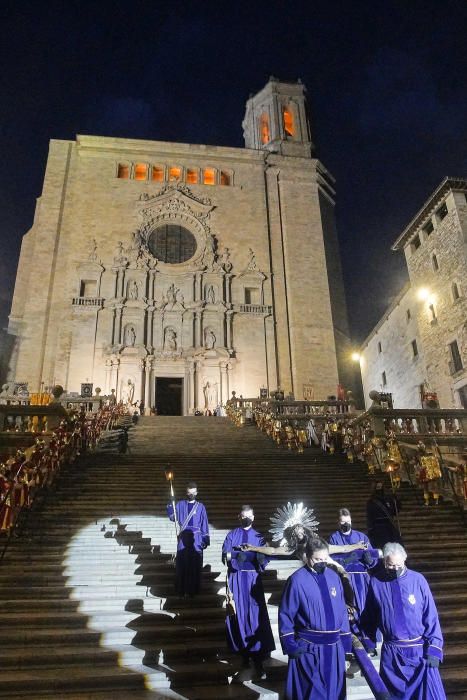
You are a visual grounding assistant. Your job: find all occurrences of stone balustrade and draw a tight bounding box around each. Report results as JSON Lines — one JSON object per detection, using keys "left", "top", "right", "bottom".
{"left": 349, "top": 406, "right": 467, "bottom": 510}
{"left": 71, "top": 296, "right": 104, "bottom": 307}
{"left": 0, "top": 404, "right": 70, "bottom": 434}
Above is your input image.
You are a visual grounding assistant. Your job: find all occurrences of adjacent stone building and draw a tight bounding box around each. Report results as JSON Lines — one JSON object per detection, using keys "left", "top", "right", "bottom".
{"left": 7, "top": 78, "right": 352, "bottom": 414}
{"left": 360, "top": 177, "right": 467, "bottom": 409}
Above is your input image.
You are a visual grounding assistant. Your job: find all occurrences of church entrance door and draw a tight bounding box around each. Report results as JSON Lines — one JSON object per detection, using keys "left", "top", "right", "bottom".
{"left": 155, "top": 377, "right": 183, "bottom": 415}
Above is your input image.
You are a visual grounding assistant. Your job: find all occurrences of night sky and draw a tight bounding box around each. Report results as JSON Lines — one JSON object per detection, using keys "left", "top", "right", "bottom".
{"left": 1, "top": 1, "right": 466, "bottom": 343}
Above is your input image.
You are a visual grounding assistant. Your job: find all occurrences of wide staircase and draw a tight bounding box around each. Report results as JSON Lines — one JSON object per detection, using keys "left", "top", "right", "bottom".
{"left": 0, "top": 416, "right": 466, "bottom": 699}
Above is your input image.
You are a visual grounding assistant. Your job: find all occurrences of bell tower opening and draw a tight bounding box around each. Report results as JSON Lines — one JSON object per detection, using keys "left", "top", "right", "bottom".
{"left": 242, "top": 77, "right": 313, "bottom": 157}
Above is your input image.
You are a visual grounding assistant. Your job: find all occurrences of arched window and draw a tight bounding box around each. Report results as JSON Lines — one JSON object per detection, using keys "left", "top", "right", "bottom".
{"left": 148, "top": 224, "right": 197, "bottom": 264}
{"left": 283, "top": 107, "right": 294, "bottom": 137}
{"left": 134, "top": 163, "right": 147, "bottom": 181}
{"left": 169, "top": 166, "right": 181, "bottom": 182}
{"left": 117, "top": 163, "right": 130, "bottom": 179}
{"left": 432, "top": 253, "right": 439, "bottom": 272}
{"left": 203, "top": 168, "right": 216, "bottom": 185}
{"left": 152, "top": 166, "right": 164, "bottom": 182}
{"left": 186, "top": 169, "right": 199, "bottom": 184}
{"left": 220, "top": 170, "right": 230, "bottom": 186}
{"left": 260, "top": 113, "right": 270, "bottom": 144}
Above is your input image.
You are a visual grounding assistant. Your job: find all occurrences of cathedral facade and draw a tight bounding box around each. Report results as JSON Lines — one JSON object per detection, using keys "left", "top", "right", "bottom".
{"left": 8, "top": 79, "right": 351, "bottom": 414}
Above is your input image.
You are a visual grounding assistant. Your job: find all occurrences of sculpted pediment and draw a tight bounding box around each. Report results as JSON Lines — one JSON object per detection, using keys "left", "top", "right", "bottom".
{"left": 136, "top": 184, "right": 214, "bottom": 221}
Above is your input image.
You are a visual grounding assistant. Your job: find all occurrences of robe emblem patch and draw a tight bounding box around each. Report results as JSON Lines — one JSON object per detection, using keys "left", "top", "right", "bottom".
{"left": 330, "top": 587, "right": 337, "bottom": 597}
{"left": 408, "top": 594, "right": 416, "bottom": 605}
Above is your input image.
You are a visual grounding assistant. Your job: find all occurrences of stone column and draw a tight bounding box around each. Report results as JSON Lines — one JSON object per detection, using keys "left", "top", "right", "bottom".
{"left": 144, "top": 357, "right": 152, "bottom": 407}
{"left": 220, "top": 364, "right": 228, "bottom": 405}
{"left": 116, "top": 307, "right": 124, "bottom": 345}
{"left": 226, "top": 310, "right": 233, "bottom": 351}
{"left": 104, "top": 359, "right": 112, "bottom": 394}
{"left": 119, "top": 268, "right": 126, "bottom": 298}
{"left": 111, "top": 267, "right": 122, "bottom": 299}
{"left": 188, "top": 363, "right": 195, "bottom": 414}
{"left": 149, "top": 269, "right": 157, "bottom": 302}
{"left": 110, "top": 358, "right": 120, "bottom": 396}
{"left": 194, "top": 312, "right": 202, "bottom": 348}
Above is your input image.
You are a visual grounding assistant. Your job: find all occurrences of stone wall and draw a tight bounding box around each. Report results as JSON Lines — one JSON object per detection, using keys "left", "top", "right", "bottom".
{"left": 360, "top": 285, "right": 426, "bottom": 408}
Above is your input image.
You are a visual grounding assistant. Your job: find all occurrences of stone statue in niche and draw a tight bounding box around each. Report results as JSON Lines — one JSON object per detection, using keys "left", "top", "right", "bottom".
{"left": 247, "top": 248, "right": 258, "bottom": 271}
{"left": 206, "top": 285, "right": 215, "bottom": 304}
{"left": 166, "top": 284, "right": 178, "bottom": 306}
{"left": 88, "top": 238, "right": 98, "bottom": 262}
{"left": 122, "top": 378, "right": 135, "bottom": 404}
{"left": 114, "top": 241, "right": 128, "bottom": 266}
{"left": 164, "top": 328, "right": 177, "bottom": 351}
{"left": 203, "top": 381, "right": 218, "bottom": 409}
{"left": 128, "top": 280, "right": 139, "bottom": 300}
{"left": 125, "top": 326, "right": 136, "bottom": 347}
{"left": 205, "top": 329, "right": 216, "bottom": 350}
{"left": 202, "top": 235, "right": 216, "bottom": 269}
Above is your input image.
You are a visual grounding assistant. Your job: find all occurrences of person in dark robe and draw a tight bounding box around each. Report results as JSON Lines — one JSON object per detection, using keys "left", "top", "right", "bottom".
{"left": 279, "top": 536, "right": 351, "bottom": 700}
{"left": 361, "top": 542, "right": 446, "bottom": 700}
{"left": 366, "top": 479, "right": 402, "bottom": 548}
{"left": 329, "top": 507, "right": 380, "bottom": 618}
{"left": 222, "top": 505, "right": 275, "bottom": 679}
{"left": 167, "top": 481, "right": 209, "bottom": 597}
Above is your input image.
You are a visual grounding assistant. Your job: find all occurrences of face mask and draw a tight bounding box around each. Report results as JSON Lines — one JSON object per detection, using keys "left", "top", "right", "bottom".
{"left": 187, "top": 493, "right": 197, "bottom": 501}
{"left": 340, "top": 523, "right": 351, "bottom": 533}
{"left": 385, "top": 567, "right": 404, "bottom": 580}
{"left": 313, "top": 562, "right": 326, "bottom": 574}
{"left": 240, "top": 517, "right": 253, "bottom": 528}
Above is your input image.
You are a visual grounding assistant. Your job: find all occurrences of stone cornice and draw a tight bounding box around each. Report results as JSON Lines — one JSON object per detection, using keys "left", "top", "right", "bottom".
{"left": 392, "top": 176, "right": 467, "bottom": 251}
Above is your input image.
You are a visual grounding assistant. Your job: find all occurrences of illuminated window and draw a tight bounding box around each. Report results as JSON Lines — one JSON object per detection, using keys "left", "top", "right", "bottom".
{"left": 220, "top": 171, "right": 230, "bottom": 186}
{"left": 117, "top": 163, "right": 130, "bottom": 179}
{"left": 134, "top": 163, "right": 147, "bottom": 181}
{"left": 260, "top": 112, "right": 270, "bottom": 144}
{"left": 203, "top": 168, "right": 216, "bottom": 185}
{"left": 283, "top": 107, "right": 294, "bottom": 137}
{"left": 152, "top": 166, "right": 164, "bottom": 182}
{"left": 79, "top": 280, "right": 97, "bottom": 297}
{"left": 186, "top": 169, "right": 199, "bottom": 184}
{"left": 169, "top": 166, "right": 181, "bottom": 182}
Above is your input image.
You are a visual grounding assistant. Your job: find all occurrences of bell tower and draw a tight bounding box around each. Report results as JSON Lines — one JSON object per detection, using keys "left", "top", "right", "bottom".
{"left": 242, "top": 77, "right": 314, "bottom": 157}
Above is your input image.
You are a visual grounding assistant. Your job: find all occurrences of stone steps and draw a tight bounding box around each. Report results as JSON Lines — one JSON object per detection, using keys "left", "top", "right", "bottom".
{"left": 0, "top": 415, "right": 465, "bottom": 699}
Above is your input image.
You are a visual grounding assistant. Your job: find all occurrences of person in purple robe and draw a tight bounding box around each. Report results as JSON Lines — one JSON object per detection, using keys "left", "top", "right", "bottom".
{"left": 329, "top": 507, "right": 380, "bottom": 618}
{"left": 279, "top": 536, "right": 351, "bottom": 700}
{"left": 167, "top": 481, "right": 210, "bottom": 597}
{"left": 222, "top": 505, "right": 275, "bottom": 679}
{"left": 361, "top": 542, "right": 446, "bottom": 700}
